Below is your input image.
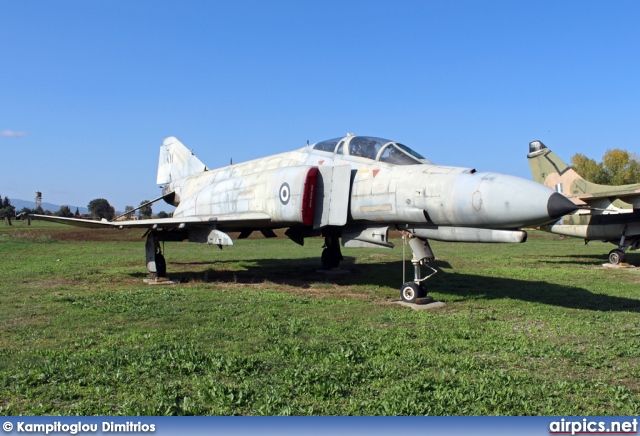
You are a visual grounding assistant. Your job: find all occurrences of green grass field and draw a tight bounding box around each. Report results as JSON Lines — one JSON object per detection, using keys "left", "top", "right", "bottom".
{"left": 1, "top": 221, "right": 639, "bottom": 415}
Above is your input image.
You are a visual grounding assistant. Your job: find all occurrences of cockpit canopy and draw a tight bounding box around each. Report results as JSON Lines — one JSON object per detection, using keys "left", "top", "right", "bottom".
{"left": 312, "top": 135, "right": 431, "bottom": 165}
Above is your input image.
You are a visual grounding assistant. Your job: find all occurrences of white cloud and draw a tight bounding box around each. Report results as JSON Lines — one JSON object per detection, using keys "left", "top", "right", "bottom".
{"left": 0, "top": 130, "right": 27, "bottom": 138}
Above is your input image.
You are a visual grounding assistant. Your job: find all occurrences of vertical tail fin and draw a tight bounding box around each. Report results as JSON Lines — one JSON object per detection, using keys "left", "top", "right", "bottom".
{"left": 527, "top": 140, "right": 584, "bottom": 196}
{"left": 157, "top": 137, "right": 208, "bottom": 184}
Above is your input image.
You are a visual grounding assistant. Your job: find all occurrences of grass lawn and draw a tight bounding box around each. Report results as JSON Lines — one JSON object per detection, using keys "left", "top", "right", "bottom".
{"left": 1, "top": 221, "right": 639, "bottom": 415}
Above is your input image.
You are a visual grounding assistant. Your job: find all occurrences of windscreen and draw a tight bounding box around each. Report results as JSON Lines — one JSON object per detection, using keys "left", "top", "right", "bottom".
{"left": 313, "top": 138, "right": 342, "bottom": 152}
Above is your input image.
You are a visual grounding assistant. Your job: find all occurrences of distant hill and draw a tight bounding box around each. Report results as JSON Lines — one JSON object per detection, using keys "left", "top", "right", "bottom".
{"left": 9, "top": 198, "right": 90, "bottom": 215}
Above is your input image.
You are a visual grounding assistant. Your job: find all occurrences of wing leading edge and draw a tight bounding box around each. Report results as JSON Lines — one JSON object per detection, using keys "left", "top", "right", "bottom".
{"left": 28, "top": 212, "right": 272, "bottom": 230}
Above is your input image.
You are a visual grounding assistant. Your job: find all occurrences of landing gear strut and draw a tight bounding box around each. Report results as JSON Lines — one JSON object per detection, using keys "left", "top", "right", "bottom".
{"left": 608, "top": 228, "right": 639, "bottom": 265}
{"left": 321, "top": 236, "right": 343, "bottom": 269}
{"left": 401, "top": 232, "right": 437, "bottom": 304}
{"left": 145, "top": 231, "right": 167, "bottom": 279}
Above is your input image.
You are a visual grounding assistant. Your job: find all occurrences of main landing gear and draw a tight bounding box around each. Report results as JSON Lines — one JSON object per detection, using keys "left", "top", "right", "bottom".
{"left": 608, "top": 249, "right": 626, "bottom": 265}
{"left": 321, "top": 236, "right": 344, "bottom": 269}
{"left": 400, "top": 232, "right": 437, "bottom": 304}
{"left": 608, "top": 229, "right": 640, "bottom": 265}
{"left": 145, "top": 231, "right": 167, "bottom": 279}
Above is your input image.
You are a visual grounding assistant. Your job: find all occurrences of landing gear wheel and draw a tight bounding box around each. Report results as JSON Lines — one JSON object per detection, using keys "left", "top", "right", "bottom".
{"left": 155, "top": 253, "right": 167, "bottom": 278}
{"left": 321, "top": 248, "right": 340, "bottom": 269}
{"left": 400, "top": 282, "right": 427, "bottom": 303}
{"left": 609, "top": 249, "right": 626, "bottom": 265}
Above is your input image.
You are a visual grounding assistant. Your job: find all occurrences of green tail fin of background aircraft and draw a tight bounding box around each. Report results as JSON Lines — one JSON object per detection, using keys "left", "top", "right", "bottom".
{"left": 527, "top": 140, "right": 581, "bottom": 191}
{"left": 527, "top": 140, "right": 640, "bottom": 199}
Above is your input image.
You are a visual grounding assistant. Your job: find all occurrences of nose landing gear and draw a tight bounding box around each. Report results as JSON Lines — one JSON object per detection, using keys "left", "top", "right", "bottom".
{"left": 400, "top": 232, "right": 437, "bottom": 304}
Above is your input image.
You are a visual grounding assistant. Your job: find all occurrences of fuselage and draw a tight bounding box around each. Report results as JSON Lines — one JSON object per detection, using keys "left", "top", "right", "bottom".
{"left": 162, "top": 135, "right": 575, "bottom": 234}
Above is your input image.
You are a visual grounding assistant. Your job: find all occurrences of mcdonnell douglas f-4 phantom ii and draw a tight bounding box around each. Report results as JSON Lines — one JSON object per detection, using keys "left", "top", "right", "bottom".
{"left": 32, "top": 134, "right": 576, "bottom": 302}
{"left": 528, "top": 140, "right": 640, "bottom": 265}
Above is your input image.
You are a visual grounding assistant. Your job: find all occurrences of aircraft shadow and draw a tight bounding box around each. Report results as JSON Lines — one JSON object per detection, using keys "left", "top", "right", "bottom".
{"left": 131, "top": 257, "right": 640, "bottom": 313}
{"left": 542, "top": 252, "right": 640, "bottom": 266}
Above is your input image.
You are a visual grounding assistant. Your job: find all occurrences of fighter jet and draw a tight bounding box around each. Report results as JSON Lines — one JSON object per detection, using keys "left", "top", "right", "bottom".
{"left": 31, "top": 134, "right": 576, "bottom": 303}
{"left": 528, "top": 140, "right": 640, "bottom": 264}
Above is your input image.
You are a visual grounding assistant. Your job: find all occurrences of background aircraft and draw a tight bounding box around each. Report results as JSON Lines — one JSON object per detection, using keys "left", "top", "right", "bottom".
{"left": 528, "top": 140, "right": 640, "bottom": 264}
{"left": 31, "top": 134, "right": 576, "bottom": 303}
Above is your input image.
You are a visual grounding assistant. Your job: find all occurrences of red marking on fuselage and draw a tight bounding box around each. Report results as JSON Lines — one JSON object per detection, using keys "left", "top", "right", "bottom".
{"left": 302, "top": 167, "right": 318, "bottom": 226}
{"left": 373, "top": 169, "right": 380, "bottom": 177}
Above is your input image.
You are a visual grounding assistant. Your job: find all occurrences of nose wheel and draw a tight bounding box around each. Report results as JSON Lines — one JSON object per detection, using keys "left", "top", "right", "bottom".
{"left": 400, "top": 232, "right": 437, "bottom": 304}
{"left": 401, "top": 281, "right": 428, "bottom": 303}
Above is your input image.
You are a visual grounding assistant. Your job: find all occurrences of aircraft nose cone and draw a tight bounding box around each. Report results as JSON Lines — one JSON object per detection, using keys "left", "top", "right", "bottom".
{"left": 547, "top": 192, "right": 577, "bottom": 220}
{"left": 441, "top": 172, "right": 579, "bottom": 229}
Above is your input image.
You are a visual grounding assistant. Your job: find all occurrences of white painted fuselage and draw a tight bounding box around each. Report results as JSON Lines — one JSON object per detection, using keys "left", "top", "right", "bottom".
{"left": 159, "top": 135, "right": 576, "bottom": 244}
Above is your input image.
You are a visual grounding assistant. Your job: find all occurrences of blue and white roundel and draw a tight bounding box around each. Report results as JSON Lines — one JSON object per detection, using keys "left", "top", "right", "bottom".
{"left": 279, "top": 182, "right": 290, "bottom": 205}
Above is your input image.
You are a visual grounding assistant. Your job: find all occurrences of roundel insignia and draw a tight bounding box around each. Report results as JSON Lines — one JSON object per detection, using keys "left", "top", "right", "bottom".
{"left": 279, "top": 182, "right": 291, "bottom": 205}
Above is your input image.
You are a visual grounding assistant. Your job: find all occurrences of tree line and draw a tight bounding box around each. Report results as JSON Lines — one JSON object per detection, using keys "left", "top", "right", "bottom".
{"left": 89, "top": 199, "right": 169, "bottom": 220}
{"left": 1, "top": 195, "right": 170, "bottom": 222}
{"left": 570, "top": 149, "right": 640, "bottom": 185}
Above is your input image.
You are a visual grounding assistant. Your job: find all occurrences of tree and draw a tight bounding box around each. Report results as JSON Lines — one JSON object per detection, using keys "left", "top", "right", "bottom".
{"left": 124, "top": 205, "right": 135, "bottom": 219}
{"left": 157, "top": 211, "right": 169, "bottom": 218}
{"left": 602, "top": 149, "right": 640, "bottom": 185}
{"left": 88, "top": 198, "right": 115, "bottom": 220}
{"left": 55, "top": 205, "right": 74, "bottom": 218}
{"left": 75, "top": 207, "right": 80, "bottom": 217}
{"left": 139, "top": 200, "right": 152, "bottom": 219}
{"left": 0, "top": 195, "right": 16, "bottom": 220}
{"left": 570, "top": 154, "right": 607, "bottom": 184}
{"left": 571, "top": 149, "right": 640, "bottom": 185}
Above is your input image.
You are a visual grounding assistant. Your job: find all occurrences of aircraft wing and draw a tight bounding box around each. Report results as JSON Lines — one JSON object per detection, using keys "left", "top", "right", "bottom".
{"left": 572, "top": 191, "right": 640, "bottom": 211}
{"left": 28, "top": 212, "right": 272, "bottom": 230}
{"left": 576, "top": 191, "right": 640, "bottom": 202}
{"left": 566, "top": 178, "right": 640, "bottom": 207}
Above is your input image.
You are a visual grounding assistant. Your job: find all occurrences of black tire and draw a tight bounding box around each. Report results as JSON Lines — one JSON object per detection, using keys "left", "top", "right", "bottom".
{"left": 155, "top": 253, "right": 167, "bottom": 278}
{"left": 401, "top": 282, "right": 421, "bottom": 303}
{"left": 609, "top": 249, "right": 626, "bottom": 265}
{"left": 321, "top": 248, "right": 340, "bottom": 269}
{"left": 417, "top": 283, "right": 428, "bottom": 299}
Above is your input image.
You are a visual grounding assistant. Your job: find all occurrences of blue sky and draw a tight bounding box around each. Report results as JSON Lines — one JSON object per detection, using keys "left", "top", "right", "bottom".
{"left": 2, "top": 0, "right": 639, "bottom": 213}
